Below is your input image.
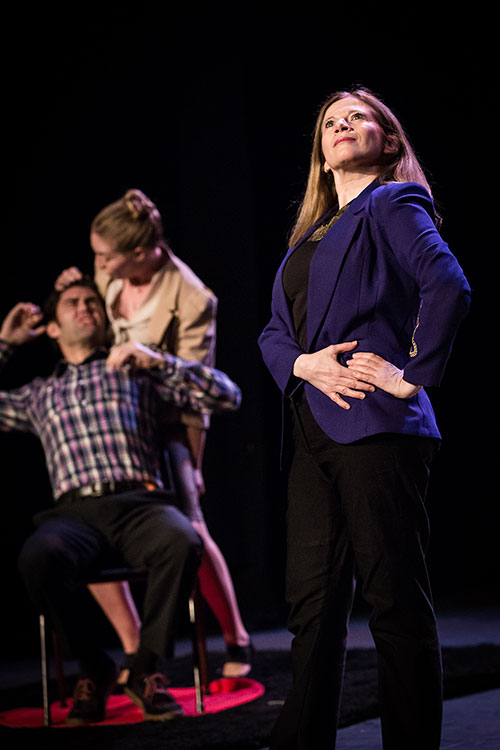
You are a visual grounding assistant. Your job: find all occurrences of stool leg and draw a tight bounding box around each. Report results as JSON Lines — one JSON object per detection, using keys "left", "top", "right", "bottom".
{"left": 194, "top": 588, "right": 209, "bottom": 697}
{"left": 189, "top": 588, "right": 208, "bottom": 714}
{"left": 39, "top": 615, "right": 51, "bottom": 727}
{"left": 189, "top": 595, "right": 204, "bottom": 714}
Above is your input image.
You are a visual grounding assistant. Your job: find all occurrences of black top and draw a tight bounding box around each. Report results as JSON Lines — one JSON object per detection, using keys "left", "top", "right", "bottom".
{"left": 282, "top": 238, "right": 319, "bottom": 351}
{"left": 282, "top": 203, "right": 350, "bottom": 351}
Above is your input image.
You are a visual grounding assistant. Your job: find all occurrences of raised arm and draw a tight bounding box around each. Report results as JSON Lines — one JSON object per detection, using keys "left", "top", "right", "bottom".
{"left": 0, "top": 302, "right": 45, "bottom": 433}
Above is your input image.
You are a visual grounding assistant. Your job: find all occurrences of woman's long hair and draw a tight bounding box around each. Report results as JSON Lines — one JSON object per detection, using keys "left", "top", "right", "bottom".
{"left": 289, "top": 87, "right": 433, "bottom": 247}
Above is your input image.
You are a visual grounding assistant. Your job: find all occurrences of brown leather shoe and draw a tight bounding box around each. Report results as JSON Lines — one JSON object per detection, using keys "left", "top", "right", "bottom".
{"left": 66, "top": 664, "right": 117, "bottom": 725}
{"left": 125, "top": 672, "right": 183, "bottom": 721}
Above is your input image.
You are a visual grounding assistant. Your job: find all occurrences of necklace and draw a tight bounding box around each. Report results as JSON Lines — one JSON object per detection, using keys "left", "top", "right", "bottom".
{"left": 310, "top": 202, "right": 350, "bottom": 242}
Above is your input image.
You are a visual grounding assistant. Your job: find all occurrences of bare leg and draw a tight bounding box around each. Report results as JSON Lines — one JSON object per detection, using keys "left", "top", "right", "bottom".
{"left": 86, "top": 532, "right": 251, "bottom": 678}
{"left": 192, "top": 519, "right": 251, "bottom": 677}
{"left": 87, "top": 581, "right": 141, "bottom": 683}
{"left": 166, "top": 436, "right": 252, "bottom": 676}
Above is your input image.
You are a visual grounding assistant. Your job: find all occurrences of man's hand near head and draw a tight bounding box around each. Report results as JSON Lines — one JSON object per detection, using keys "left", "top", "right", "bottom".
{"left": 0, "top": 303, "right": 46, "bottom": 346}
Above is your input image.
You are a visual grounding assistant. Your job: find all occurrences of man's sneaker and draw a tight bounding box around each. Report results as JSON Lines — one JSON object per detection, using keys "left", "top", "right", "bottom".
{"left": 65, "top": 665, "right": 117, "bottom": 725}
{"left": 125, "top": 672, "right": 183, "bottom": 721}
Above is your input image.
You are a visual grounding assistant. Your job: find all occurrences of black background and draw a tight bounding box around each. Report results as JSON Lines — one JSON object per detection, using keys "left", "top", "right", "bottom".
{"left": 2, "top": 6, "right": 496, "bottom": 657}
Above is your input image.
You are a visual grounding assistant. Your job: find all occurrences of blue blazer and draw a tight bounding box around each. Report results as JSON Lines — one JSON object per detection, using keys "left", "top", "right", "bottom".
{"left": 258, "top": 179, "right": 471, "bottom": 443}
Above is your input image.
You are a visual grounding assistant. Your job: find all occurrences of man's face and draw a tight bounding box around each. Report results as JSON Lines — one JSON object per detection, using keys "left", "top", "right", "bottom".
{"left": 47, "top": 285, "right": 107, "bottom": 349}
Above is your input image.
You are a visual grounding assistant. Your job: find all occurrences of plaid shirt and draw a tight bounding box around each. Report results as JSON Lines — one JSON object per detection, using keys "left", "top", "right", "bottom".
{"left": 0, "top": 340, "right": 241, "bottom": 499}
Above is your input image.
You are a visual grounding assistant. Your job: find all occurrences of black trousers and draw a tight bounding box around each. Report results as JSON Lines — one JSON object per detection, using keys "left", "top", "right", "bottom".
{"left": 270, "top": 394, "right": 442, "bottom": 750}
{"left": 18, "top": 488, "right": 203, "bottom": 675}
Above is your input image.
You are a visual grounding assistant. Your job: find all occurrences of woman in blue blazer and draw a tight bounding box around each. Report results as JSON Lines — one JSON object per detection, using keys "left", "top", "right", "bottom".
{"left": 259, "top": 87, "right": 470, "bottom": 750}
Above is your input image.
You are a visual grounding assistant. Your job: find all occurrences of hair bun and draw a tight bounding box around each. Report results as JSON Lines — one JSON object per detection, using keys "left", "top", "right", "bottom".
{"left": 123, "top": 189, "right": 156, "bottom": 220}
{"left": 92, "top": 188, "right": 164, "bottom": 252}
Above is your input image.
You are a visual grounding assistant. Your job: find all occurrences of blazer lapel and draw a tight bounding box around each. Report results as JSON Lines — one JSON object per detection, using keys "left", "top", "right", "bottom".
{"left": 306, "top": 178, "right": 380, "bottom": 350}
{"left": 147, "top": 254, "right": 182, "bottom": 345}
{"left": 274, "top": 208, "right": 340, "bottom": 337}
{"left": 306, "top": 211, "right": 362, "bottom": 349}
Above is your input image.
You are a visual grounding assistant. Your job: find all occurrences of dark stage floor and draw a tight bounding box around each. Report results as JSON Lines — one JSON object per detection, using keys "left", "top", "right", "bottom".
{"left": 1, "top": 605, "right": 499, "bottom": 748}
{"left": 254, "top": 606, "right": 500, "bottom": 750}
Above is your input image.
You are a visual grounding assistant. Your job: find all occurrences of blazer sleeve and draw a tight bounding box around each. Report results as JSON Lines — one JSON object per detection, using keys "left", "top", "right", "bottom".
{"left": 258, "top": 267, "right": 305, "bottom": 397}
{"left": 171, "top": 281, "right": 218, "bottom": 430}
{"left": 368, "top": 183, "right": 471, "bottom": 387}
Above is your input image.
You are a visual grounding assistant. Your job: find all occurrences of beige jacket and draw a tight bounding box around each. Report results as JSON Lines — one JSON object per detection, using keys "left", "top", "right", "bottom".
{"left": 95, "top": 248, "right": 217, "bottom": 430}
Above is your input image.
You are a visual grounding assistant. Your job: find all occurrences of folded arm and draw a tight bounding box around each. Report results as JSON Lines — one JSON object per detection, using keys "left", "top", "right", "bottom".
{"left": 258, "top": 273, "right": 373, "bottom": 409}
{"left": 106, "top": 340, "right": 241, "bottom": 414}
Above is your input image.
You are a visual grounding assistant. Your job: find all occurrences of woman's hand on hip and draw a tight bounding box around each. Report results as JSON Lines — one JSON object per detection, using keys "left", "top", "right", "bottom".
{"left": 293, "top": 341, "right": 375, "bottom": 410}
{"left": 346, "top": 352, "right": 422, "bottom": 399}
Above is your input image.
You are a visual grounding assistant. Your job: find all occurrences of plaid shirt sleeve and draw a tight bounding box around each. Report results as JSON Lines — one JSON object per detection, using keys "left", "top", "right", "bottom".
{"left": 153, "top": 352, "right": 242, "bottom": 414}
{"left": 0, "top": 339, "right": 37, "bottom": 434}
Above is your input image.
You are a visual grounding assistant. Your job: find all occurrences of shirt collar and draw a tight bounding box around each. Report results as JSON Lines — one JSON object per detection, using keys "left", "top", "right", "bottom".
{"left": 53, "top": 347, "right": 109, "bottom": 377}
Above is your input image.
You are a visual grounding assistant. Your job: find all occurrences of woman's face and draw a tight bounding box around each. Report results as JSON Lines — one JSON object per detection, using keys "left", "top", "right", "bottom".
{"left": 91, "top": 232, "right": 139, "bottom": 279}
{"left": 321, "top": 96, "right": 389, "bottom": 175}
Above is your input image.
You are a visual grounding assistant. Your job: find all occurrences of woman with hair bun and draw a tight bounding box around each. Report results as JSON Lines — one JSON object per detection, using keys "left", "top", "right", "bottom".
{"left": 56, "top": 188, "right": 251, "bottom": 683}
{"left": 259, "top": 87, "right": 470, "bottom": 749}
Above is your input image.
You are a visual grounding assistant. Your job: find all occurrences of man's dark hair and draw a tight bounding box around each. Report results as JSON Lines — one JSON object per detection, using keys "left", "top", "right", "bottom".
{"left": 43, "top": 275, "right": 105, "bottom": 324}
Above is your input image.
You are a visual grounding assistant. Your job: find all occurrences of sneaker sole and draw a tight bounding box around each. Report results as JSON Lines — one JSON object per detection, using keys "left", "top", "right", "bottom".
{"left": 124, "top": 686, "right": 184, "bottom": 721}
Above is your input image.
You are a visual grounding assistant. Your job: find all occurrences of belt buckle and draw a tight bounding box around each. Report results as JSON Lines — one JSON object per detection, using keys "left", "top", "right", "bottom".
{"left": 81, "top": 481, "right": 114, "bottom": 498}
{"left": 79, "top": 484, "right": 96, "bottom": 498}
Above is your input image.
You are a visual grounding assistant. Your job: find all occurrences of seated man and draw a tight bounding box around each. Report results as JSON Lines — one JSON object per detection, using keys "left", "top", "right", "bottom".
{"left": 0, "top": 277, "right": 241, "bottom": 725}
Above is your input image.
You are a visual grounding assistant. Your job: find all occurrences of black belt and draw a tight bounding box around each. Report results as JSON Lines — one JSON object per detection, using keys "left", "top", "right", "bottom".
{"left": 58, "top": 480, "right": 160, "bottom": 503}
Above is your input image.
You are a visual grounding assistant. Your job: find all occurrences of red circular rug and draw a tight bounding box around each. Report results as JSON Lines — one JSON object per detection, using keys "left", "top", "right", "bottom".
{"left": 0, "top": 677, "right": 265, "bottom": 728}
